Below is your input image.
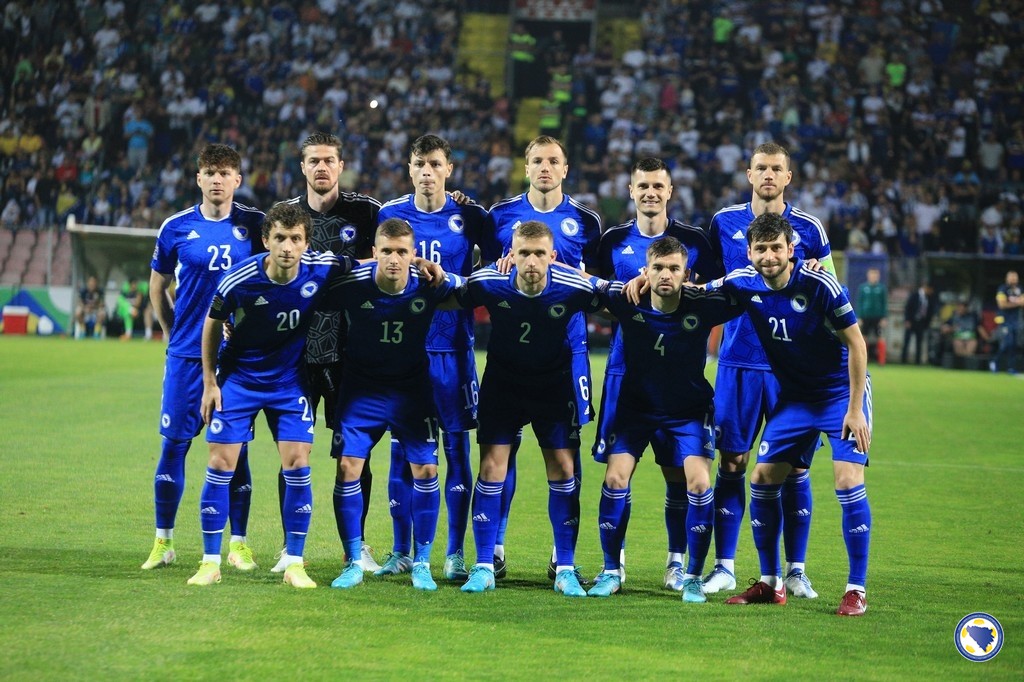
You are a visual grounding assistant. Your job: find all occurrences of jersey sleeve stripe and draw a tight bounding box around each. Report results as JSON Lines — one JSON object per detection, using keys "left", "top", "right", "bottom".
{"left": 216, "top": 261, "right": 261, "bottom": 294}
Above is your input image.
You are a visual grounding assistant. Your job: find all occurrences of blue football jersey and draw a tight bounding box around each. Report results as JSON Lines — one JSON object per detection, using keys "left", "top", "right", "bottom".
{"left": 460, "top": 265, "right": 602, "bottom": 381}
{"left": 330, "top": 263, "right": 461, "bottom": 383}
{"left": 602, "top": 283, "right": 741, "bottom": 418}
{"left": 707, "top": 202, "right": 831, "bottom": 369}
{"left": 485, "top": 193, "right": 602, "bottom": 353}
{"left": 599, "top": 219, "right": 720, "bottom": 375}
{"left": 709, "top": 260, "right": 858, "bottom": 401}
{"left": 378, "top": 193, "right": 489, "bottom": 352}
{"left": 208, "top": 251, "right": 353, "bottom": 386}
{"left": 151, "top": 202, "right": 266, "bottom": 358}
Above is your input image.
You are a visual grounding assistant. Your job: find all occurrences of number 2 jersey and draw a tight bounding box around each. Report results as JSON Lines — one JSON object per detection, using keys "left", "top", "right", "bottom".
{"left": 150, "top": 202, "right": 266, "bottom": 359}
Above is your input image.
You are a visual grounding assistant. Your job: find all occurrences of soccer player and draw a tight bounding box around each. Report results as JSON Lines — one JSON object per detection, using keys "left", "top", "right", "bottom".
{"left": 703, "top": 142, "right": 834, "bottom": 598}
{"left": 484, "top": 135, "right": 602, "bottom": 580}
{"left": 594, "top": 157, "right": 720, "bottom": 589}
{"left": 144, "top": 144, "right": 265, "bottom": 573}
{"left": 274, "top": 132, "right": 383, "bottom": 574}
{"left": 711, "top": 212, "right": 872, "bottom": 617}
{"left": 459, "top": 221, "right": 604, "bottom": 597}
{"left": 588, "top": 237, "right": 741, "bottom": 602}
{"left": 326, "top": 219, "right": 461, "bottom": 592}
{"left": 187, "top": 202, "right": 357, "bottom": 588}
{"left": 375, "top": 135, "right": 489, "bottom": 581}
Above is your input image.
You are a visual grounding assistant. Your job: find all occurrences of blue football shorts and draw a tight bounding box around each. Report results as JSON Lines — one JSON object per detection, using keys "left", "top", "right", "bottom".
{"left": 206, "top": 378, "right": 314, "bottom": 444}
{"left": 591, "top": 370, "right": 624, "bottom": 459}
{"left": 159, "top": 355, "right": 204, "bottom": 441}
{"left": 601, "top": 403, "right": 715, "bottom": 467}
{"left": 477, "top": 367, "right": 581, "bottom": 450}
{"left": 756, "top": 378, "right": 873, "bottom": 468}
{"left": 428, "top": 349, "right": 479, "bottom": 433}
{"left": 337, "top": 377, "right": 439, "bottom": 465}
{"left": 713, "top": 365, "right": 780, "bottom": 454}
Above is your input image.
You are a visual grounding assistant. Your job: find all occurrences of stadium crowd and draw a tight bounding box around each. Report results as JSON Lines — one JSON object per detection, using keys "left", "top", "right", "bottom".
{"left": 1, "top": 0, "right": 1022, "bottom": 263}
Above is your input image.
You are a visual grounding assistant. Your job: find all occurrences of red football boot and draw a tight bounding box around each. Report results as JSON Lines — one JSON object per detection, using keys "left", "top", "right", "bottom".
{"left": 836, "top": 590, "right": 867, "bottom": 616}
{"left": 725, "top": 580, "right": 787, "bottom": 605}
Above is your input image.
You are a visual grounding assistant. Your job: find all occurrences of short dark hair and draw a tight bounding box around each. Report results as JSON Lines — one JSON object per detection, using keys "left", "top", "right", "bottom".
{"left": 751, "top": 142, "right": 790, "bottom": 168}
{"left": 263, "top": 202, "right": 311, "bottom": 240}
{"left": 514, "top": 220, "right": 554, "bottom": 243}
{"left": 632, "top": 157, "right": 669, "bottom": 175}
{"left": 525, "top": 135, "right": 567, "bottom": 162}
{"left": 747, "top": 212, "right": 794, "bottom": 245}
{"left": 300, "top": 132, "right": 343, "bottom": 160}
{"left": 646, "top": 235, "right": 689, "bottom": 263}
{"left": 197, "top": 144, "right": 240, "bottom": 172}
{"left": 376, "top": 217, "right": 415, "bottom": 241}
{"left": 410, "top": 134, "right": 451, "bottom": 160}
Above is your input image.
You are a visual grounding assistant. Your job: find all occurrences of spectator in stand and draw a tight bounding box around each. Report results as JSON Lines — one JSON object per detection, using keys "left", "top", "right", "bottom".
{"left": 75, "top": 275, "right": 107, "bottom": 339}
{"left": 940, "top": 298, "right": 986, "bottom": 360}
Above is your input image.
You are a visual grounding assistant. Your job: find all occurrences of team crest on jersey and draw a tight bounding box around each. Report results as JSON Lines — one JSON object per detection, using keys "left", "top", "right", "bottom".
{"left": 161, "top": 414, "right": 171, "bottom": 428}
{"left": 758, "top": 441, "right": 770, "bottom": 456}
{"left": 301, "top": 282, "right": 319, "bottom": 298}
{"left": 410, "top": 297, "right": 427, "bottom": 314}
{"left": 233, "top": 226, "right": 249, "bottom": 241}
{"left": 448, "top": 215, "right": 464, "bottom": 234}
{"left": 790, "top": 294, "right": 809, "bottom": 312}
{"left": 548, "top": 304, "right": 567, "bottom": 319}
{"left": 682, "top": 314, "right": 700, "bottom": 331}
{"left": 210, "top": 419, "right": 224, "bottom": 435}
{"left": 560, "top": 218, "right": 580, "bottom": 237}
{"left": 341, "top": 225, "right": 357, "bottom": 243}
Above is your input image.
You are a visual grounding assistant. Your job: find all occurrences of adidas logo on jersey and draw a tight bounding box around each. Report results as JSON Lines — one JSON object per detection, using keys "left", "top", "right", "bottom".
{"left": 233, "top": 484, "right": 252, "bottom": 493}
{"left": 621, "top": 245, "right": 635, "bottom": 255}
{"left": 361, "top": 301, "right": 374, "bottom": 309}
{"left": 255, "top": 296, "right": 269, "bottom": 306}
{"left": 200, "top": 506, "right": 219, "bottom": 514}
{"left": 732, "top": 230, "right": 745, "bottom": 240}
{"left": 598, "top": 522, "right": 617, "bottom": 530}
{"left": 751, "top": 295, "right": 763, "bottom": 303}
{"left": 795, "top": 508, "right": 811, "bottom": 517}
{"left": 563, "top": 517, "right": 579, "bottom": 527}
{"left": 472, "top": 513, "right": 490, "bottom": 523}
{"left": 449, "top": 484, "right": 468, "bottom": 493}
{"left": 750, "top": 518, "right": 765, "bottom": 528}
{"left": 716, "top": 507, "right": 735, "bottom": 516}
{"left": 187, "top": 230, "right": 201, "bottom": 240}
{"left": 689, "top": 524, "right": 709, "bottom": 533}
{"left": 389, "top": 498, "right": 400, "bottom": 508}
{"left": 848, "top": 524, "right": 870, "bottom": 534}
{"left": 294, "top": 504, "right": 312, "bottom": 514}
{"left": 498, "top": 300, "right": 511, "bottom": 309}
{"left": 155, "top": 474, "right": 175, "bottom": 483}
{"left": 632, "top": 313, "right": 645, "bottom": 322}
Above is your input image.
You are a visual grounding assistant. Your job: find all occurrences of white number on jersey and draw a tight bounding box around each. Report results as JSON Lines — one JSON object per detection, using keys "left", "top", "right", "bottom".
{"left": 276, "top": 309, "right": 301, "bottom": 331}
{"left": 207, "top": 244, "right": 232, "bottom": 271}
{"left": 768, "top": 316, "right": 792, "bottom": 342}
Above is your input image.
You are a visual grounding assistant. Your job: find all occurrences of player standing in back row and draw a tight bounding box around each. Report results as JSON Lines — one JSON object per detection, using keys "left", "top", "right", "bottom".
{"left": 703, "top": 142, "right": 834, "bottom": 599}
{"left": 273, "top": 132, "right": 383, "bottom": 573}
{"left": 484, "top": 135, "right": 601, "bottom": 580}
{"left": 144, "top": 144, "right": 265, "bottom": 574}
{"left": 376, "top": 135, "right": 490, "bottom": 581}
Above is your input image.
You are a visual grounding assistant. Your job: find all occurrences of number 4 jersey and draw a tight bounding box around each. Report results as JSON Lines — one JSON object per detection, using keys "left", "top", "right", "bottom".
{"left": 151, "top": 202, "right": 266, "bottom": 358}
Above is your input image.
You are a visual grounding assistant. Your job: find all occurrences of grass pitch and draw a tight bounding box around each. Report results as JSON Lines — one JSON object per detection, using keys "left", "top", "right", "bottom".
{"left": 0, "top": 336, "right": 1021, "bottom": 680}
